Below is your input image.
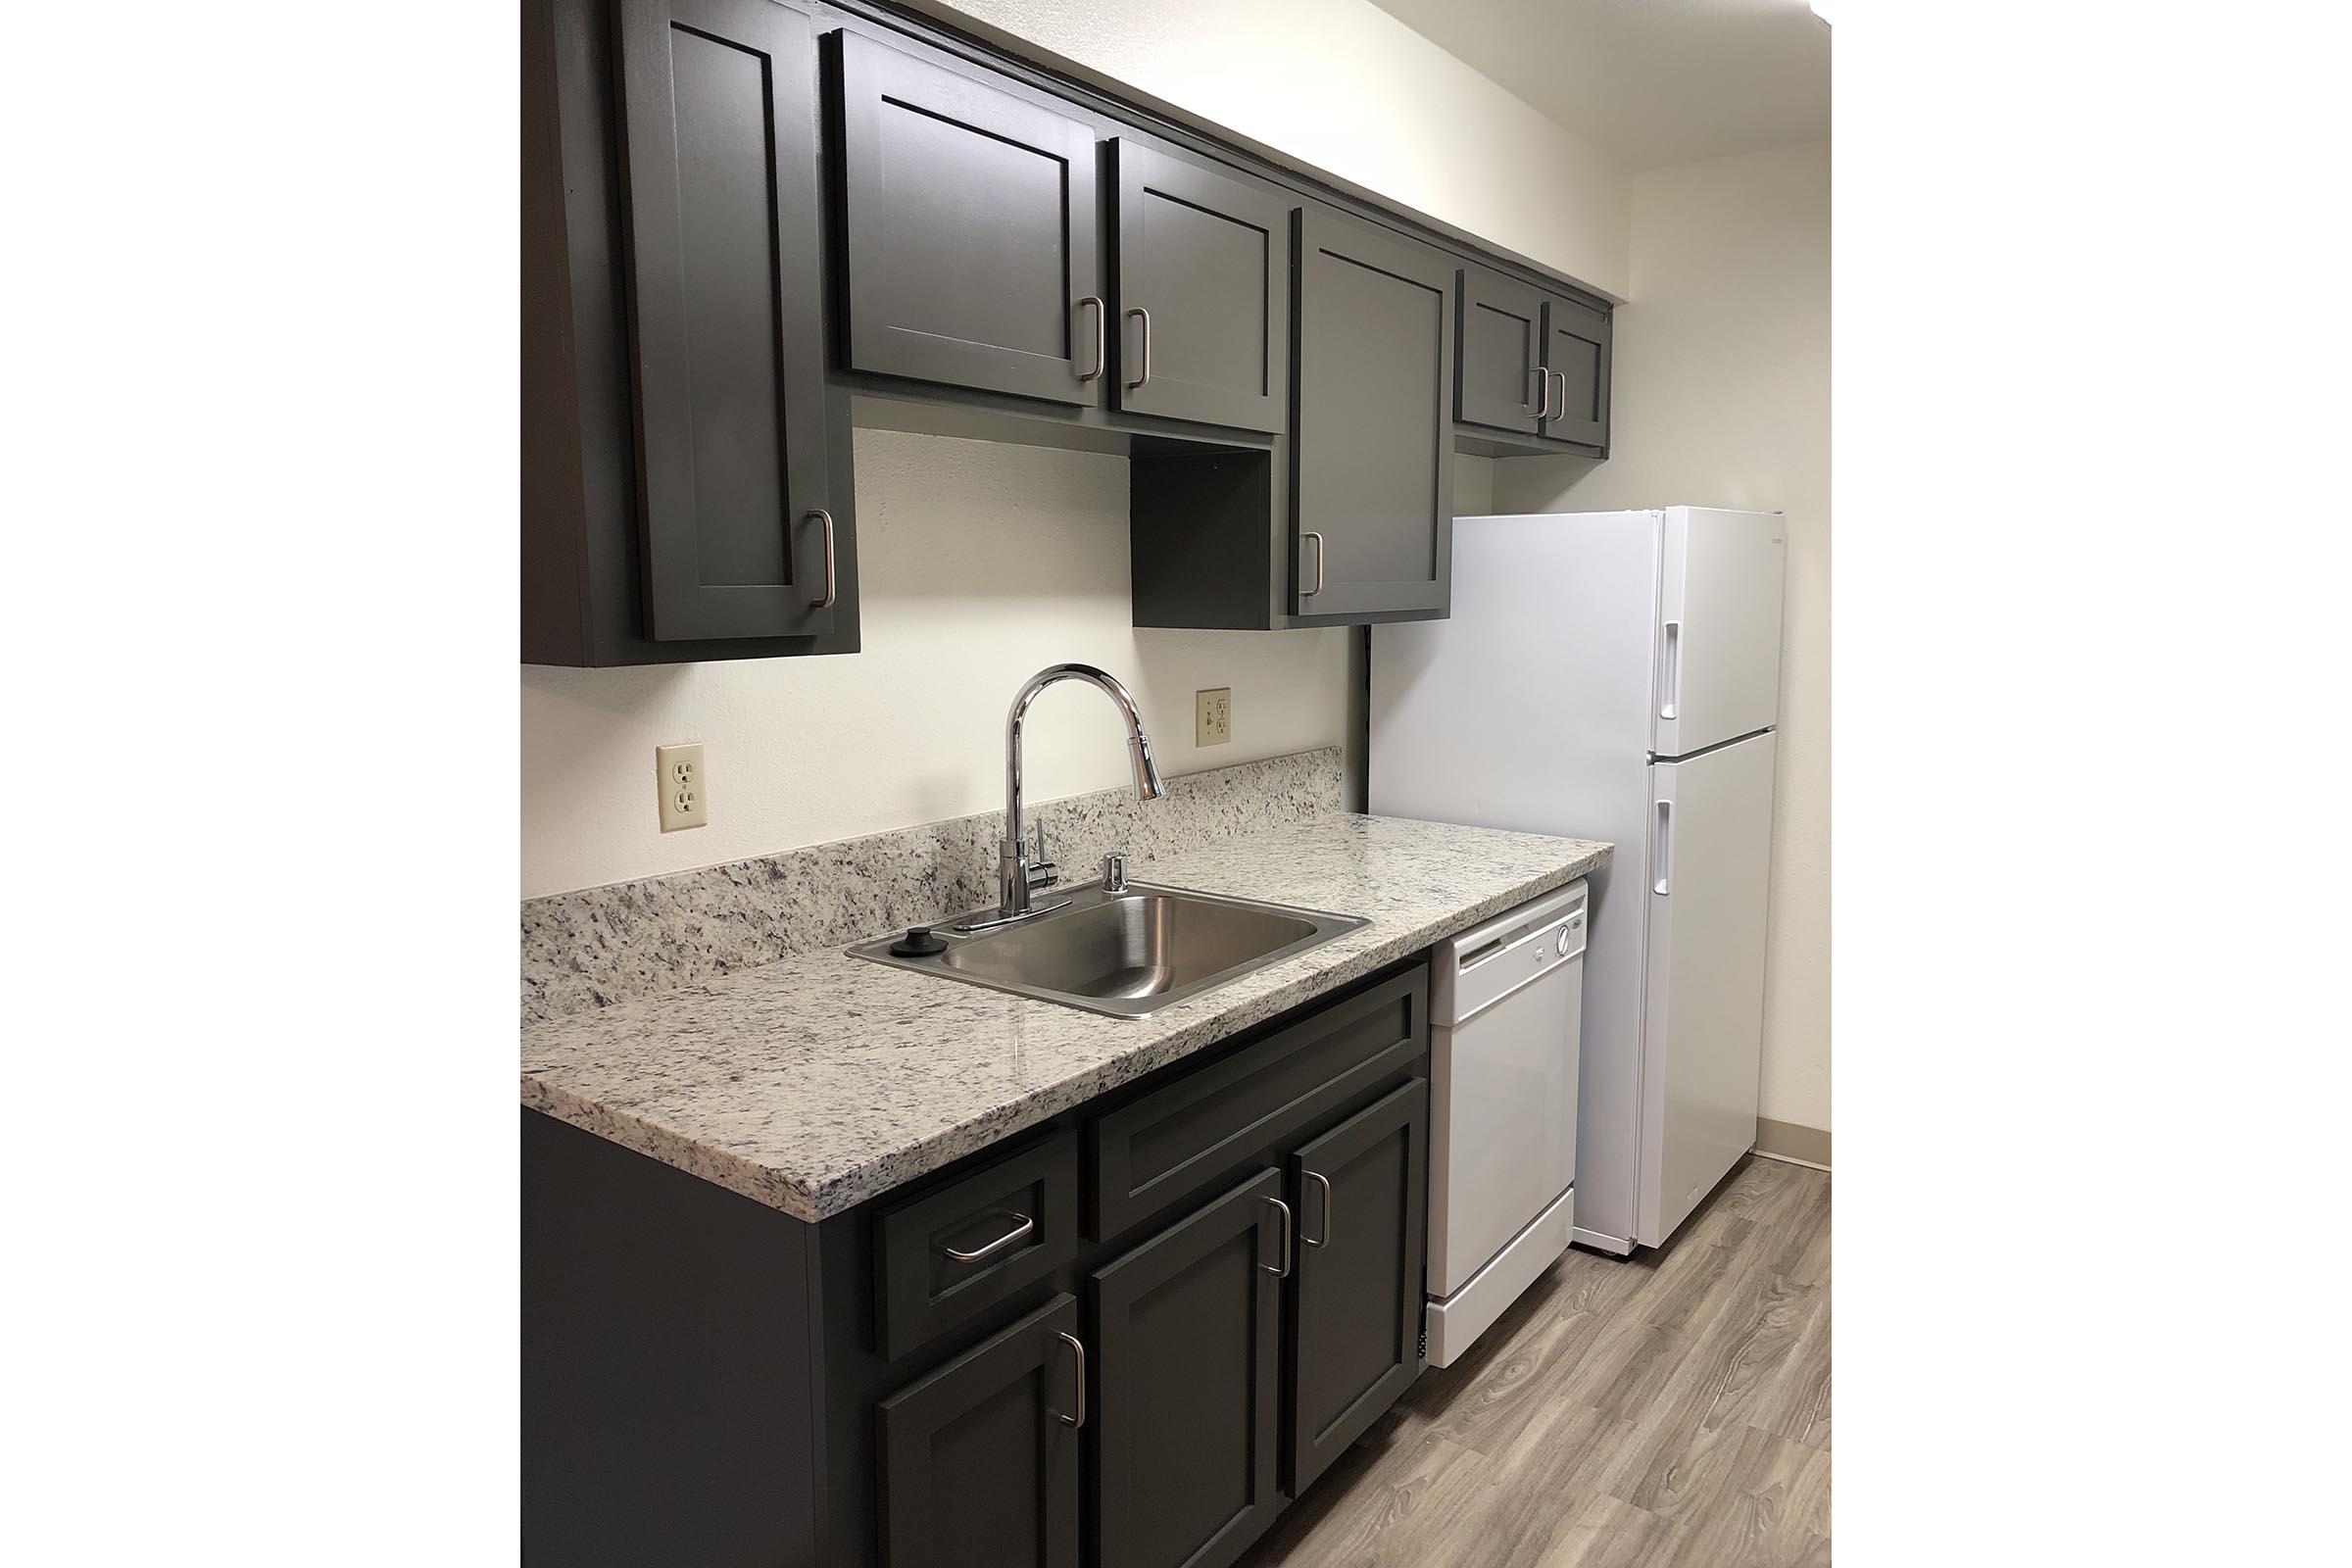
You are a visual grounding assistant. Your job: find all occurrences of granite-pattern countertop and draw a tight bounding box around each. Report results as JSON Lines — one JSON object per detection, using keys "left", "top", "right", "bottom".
{"left": 520, "top": 812, "right": 1610, "bottom": 1222}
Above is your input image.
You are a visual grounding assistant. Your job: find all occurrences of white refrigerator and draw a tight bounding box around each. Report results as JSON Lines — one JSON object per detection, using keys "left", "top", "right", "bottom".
{"left": 1370, "top": 507, "right": 1786, "bottom": 1254}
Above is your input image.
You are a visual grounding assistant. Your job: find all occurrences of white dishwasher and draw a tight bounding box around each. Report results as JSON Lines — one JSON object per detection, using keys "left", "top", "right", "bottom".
{"left": 1425, "top": 880, "right": 1587, "bottom": 1366}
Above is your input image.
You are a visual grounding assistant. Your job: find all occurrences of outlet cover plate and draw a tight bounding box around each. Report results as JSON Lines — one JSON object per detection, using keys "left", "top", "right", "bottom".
{"left": 1196, "top": 688, "right": 1232, "bottom": 747}
{"left": 657, "top": 742, "right": 707, "bottom": 832}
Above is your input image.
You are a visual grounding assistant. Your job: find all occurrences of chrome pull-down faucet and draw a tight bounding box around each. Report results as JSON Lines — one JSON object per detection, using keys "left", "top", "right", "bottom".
{"left": 994, "top": 663, "right": 1165, "bottom": 922}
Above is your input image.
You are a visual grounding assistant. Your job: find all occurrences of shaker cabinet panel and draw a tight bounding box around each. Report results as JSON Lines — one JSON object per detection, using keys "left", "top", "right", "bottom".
{"left": 1092, "top": 1168, "right": 1285, "bottom": 1568}
{"left": 1541, "top": 295, "right": 1612, "bottom": 450}
{"left": 1111, "top": 140, "right": 1292, "bottom": 434}
{"left": 1285, "top": 1079, "right": 1429, "bottom": 1494}
{"left": 613, "top": 0, "right": 841, "bottom": 641}
{"left": 1454, "top": 267, "right": 1544, "bottom": 436}
{"left": 876, "top": 1294, "right": 1083, "bottom": 1568}
{"left": 1292, "top": 208, "right": 1455, "bottom": 621}
{"left": 828, "top": 30, "right": 1104, "bottom": 406}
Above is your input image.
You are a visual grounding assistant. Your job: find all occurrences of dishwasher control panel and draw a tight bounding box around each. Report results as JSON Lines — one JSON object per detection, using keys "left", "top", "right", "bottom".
{"left": 1431, "top": 880, "right": 1588, "bottom": 1026}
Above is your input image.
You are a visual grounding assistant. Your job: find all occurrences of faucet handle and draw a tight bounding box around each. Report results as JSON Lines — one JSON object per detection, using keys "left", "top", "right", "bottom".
{"left": 1023, "top": 821, "right": 1057, "bottom": 892}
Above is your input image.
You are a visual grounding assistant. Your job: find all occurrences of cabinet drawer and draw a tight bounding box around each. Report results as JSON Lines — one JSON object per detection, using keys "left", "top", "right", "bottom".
{"left": 876, "top": 1130, "right": 1079, "bottom": 1359}
{"left": 1092, "top": 966, "right": 1428, "bottom": 1240}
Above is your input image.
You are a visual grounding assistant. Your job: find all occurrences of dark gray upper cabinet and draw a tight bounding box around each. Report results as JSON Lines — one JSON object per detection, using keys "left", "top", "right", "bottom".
{"left": 616, "top": 0, "right": 841, "bottom": 640}
{"left": 527, "top": 0, "right": 1612, "bottom": 659}
{"left": 1092, "top": 1167, "right": 1285, "bottom": 1568}
{"left": 1542, "top": 295, "right": 1613, "bottom": 449}
{"left": 1454, "top": 267, "right": 1544, "bottom": 436}
{"left": 1111, "top": 140, "right": 1293, "bottom": 434}
{"left": 828, "top": 30, "right": 1104, "bottom": 406}
{"left": 1284, "top": 1078, "right": 1429, "bottom": 1495}
{"left": 1292, "top": 207, "right": 1456, "bottom": 622}
{"left": 876, "top": 1293, "right": 1083, "bottom": 1568}
{"left": 525, "top": 0, "right": 858, "bottom": 664}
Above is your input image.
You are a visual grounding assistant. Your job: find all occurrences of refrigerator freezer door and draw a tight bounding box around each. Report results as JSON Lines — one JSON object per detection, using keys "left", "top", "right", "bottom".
{"left": 1652, "top": 508, "right": 1787, "bottom": 758}
{"left": 1641, "top": 731, "right": 1777, "bottom": 1246}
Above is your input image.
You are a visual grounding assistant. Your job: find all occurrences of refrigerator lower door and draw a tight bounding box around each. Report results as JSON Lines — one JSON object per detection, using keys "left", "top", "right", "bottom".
{"left": 1641, "top": 731, "right": 1777, "bottom": 1246}
{"left": 1652, "top": 508, "right": 1787, "bottom": 758}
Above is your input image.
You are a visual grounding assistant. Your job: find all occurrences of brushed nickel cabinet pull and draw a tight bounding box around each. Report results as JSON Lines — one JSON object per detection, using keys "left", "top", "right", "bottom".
{"left": 1126, "top": 307, "right": 1152, "bottom": 389}
{"left": 1262, "top": 1196, "right": 1293, "bottom": 1277}
{"left": 1302, "top": 1170, "right": 1333, "bottom": 1248}
{"left": 1532, "top": 365, "right": 1552, "bottom": 420}
{"left": 1076, "top": 295, "right": 1106, "bottom": 381}
{"left": 1301, "top": 531, "right": 1326, "bottom": 598}
{"left": 807, "top": 509, "right": 837, "bottom": 610}
{"left": 1054, "top": 1332, "right": 1086, "bottom": 1429}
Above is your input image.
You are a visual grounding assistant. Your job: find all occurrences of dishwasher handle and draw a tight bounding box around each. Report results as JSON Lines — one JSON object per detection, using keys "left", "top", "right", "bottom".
{"left": 1442, "top": 911, "right": 1585, "bottom": 1027}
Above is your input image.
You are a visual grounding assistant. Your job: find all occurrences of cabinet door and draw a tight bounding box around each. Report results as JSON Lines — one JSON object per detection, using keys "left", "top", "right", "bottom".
{"left": 613, "top": 0, "right": 839, "bottom": 641}
{"left": 829, "top": 29, "right": 1103, "bottom": 405}
{"left": 1111, "top": 140, "right": 1292, "bottom": 433}
{"left": 876, "top": 1294, "right": 1084, "bottom": 1568}
{"left": 1286, "top": 1079, "right": 1428, "bottom": 1494}
{"left": 1292, "top": 208, "right": 1455, "bottom": 620}
{"left": 1540, "top": 295, "right": 1612, "bottom": 449}
{"left": 1093, "top": 1168, "right": 1286, "bottom": 1568}
{"left": 1454, "top": 267, "right": 1544, "bottom": 435}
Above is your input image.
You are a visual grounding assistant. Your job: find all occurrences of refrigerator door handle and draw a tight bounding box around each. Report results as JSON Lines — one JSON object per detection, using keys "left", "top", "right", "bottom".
{"left": 1652, "top": 800, "right": 1674, "bottom": 895}
{"left": 1659, "top": 621, "right": 1682, "bottom": 721}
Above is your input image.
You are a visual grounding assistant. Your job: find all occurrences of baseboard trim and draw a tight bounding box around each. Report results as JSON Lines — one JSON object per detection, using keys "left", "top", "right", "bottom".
{"left": 1754, "top": 1117, "right": 1831, "bottom": 1170}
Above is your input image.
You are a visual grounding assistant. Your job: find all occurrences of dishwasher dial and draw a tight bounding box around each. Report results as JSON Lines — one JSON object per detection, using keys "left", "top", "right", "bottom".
{"left": 1556, "top": 927, "right": 1573, "bottom": 956}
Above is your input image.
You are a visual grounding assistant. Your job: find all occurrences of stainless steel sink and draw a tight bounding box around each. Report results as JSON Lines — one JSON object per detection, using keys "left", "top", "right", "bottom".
{"left": 849, "top": 882, "right": 1367, "bottom": 1018}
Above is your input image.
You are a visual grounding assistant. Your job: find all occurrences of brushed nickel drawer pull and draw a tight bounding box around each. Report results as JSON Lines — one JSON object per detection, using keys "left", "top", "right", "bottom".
{"left": 939, "top": 1210, "right": 1034, "bottom": 1264}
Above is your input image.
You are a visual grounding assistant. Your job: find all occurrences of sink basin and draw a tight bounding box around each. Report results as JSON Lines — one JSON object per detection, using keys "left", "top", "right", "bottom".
{"left": 849, "top": 882, "right": 1367, "bottom": 1017}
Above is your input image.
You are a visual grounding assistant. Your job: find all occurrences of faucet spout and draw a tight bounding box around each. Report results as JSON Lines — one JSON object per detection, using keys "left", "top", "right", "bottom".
{"left": 1000, "top": 663, "right": 1165, "bottom": 919}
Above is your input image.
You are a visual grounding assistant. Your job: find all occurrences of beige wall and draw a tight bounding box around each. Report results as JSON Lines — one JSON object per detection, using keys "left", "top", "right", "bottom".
{"left": 1494, "top": 140, "right": 1831, "bottom": 1135}
{"left": 522, "top": 431, "right": 1348, "bottom": 898}
{"left": 906, "top": 0, "right": 1632, "bottom": 297}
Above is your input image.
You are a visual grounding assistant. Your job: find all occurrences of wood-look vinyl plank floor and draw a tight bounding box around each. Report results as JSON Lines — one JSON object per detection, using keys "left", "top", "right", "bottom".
{"left": 1238, "top": 1156, "right": 1832, "bottom": 1568}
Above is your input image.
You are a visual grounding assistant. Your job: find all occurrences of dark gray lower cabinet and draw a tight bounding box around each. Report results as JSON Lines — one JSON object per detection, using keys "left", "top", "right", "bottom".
{"left": 1093, "top": 1168, "right": 1287, "bottom": 1568}
{"left": 521, "top": 960, "right": 1434, "bottom": 1568}
{"left": 1286, "top": 1079, "right": 1430, "bottom": 1494}
{"left": 1292, "top": 208, "right": 1456, "bottom": 623}
{"left": 876, "top": 1294, "right": 1083, "bottom": 1568}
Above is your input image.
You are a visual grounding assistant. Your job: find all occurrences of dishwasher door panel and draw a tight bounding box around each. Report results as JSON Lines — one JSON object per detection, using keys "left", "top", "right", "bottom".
{"left": 1428, "top": 953, "right": 1582, "bottom": 1297}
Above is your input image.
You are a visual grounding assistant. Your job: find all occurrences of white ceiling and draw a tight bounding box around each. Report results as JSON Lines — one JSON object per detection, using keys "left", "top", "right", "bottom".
{"left": 1369, "top": 0, "right": 1831, "bottom": 171}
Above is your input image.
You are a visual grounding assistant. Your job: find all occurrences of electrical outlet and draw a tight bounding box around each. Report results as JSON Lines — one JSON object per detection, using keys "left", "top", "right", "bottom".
{"left": 657, "top": 743, "right": 707, "bottom": 832}
{"left": 1196, "top": 688, "right": 1232, "bottom": 747}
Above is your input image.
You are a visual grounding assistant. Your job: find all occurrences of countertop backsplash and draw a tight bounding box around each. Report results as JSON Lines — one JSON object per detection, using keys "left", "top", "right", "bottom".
{"left": 519, "top": 746, "right": 1347, "bottom": 1023}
